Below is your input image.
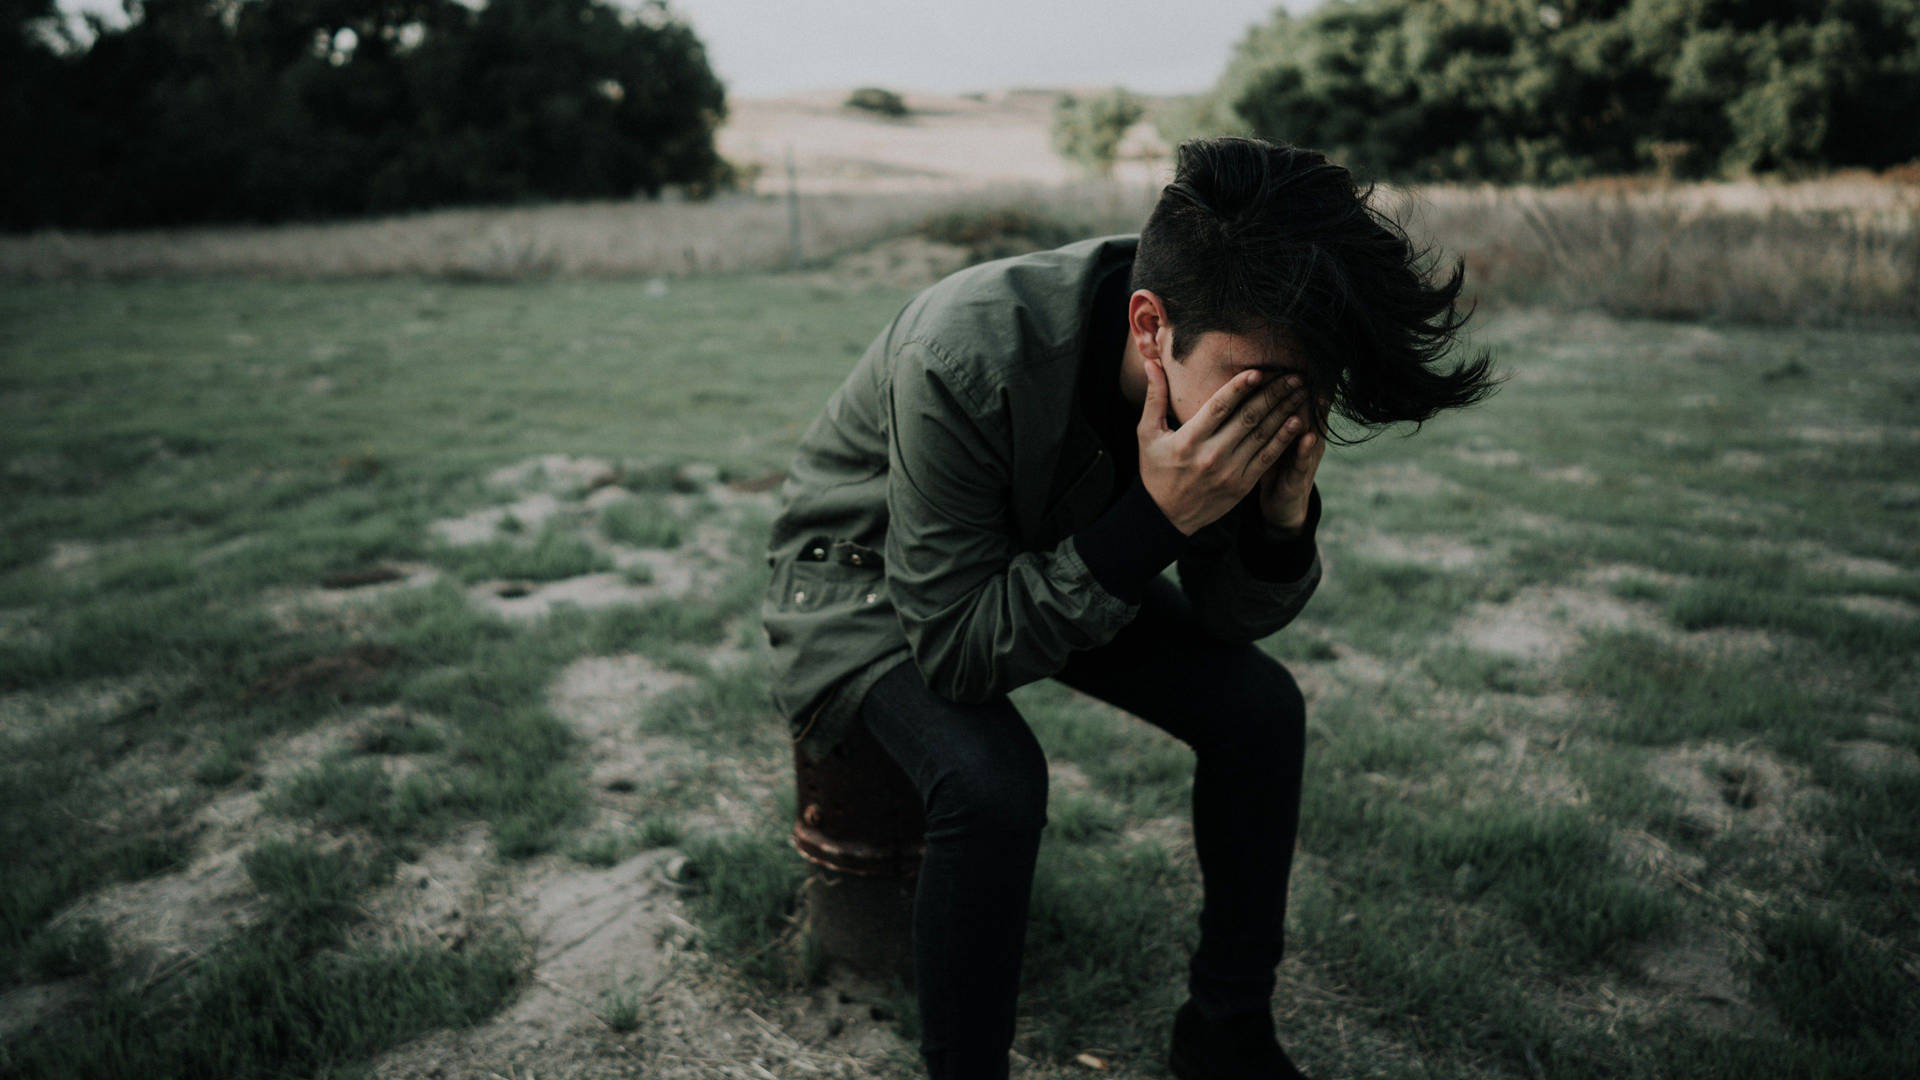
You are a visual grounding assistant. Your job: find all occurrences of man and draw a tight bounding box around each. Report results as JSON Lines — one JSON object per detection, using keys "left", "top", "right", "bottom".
{"left": 761, "top": 136, "right": 1501, "bottom": 1079}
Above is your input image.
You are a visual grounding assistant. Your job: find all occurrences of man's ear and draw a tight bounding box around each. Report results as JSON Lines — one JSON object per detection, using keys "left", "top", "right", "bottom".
{"left": 1128, "top": 289, "right": 1170, "bottom": 363}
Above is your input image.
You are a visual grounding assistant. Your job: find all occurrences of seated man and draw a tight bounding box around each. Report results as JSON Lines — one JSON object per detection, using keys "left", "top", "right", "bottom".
{"left": 762, "top": 135, "right": 1503, "bottom": 1080}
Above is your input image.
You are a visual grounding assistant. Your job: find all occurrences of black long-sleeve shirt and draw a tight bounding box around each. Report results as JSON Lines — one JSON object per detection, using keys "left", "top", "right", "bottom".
{"left": 1069, "top": 260, "right": 1321, "bottom": 605}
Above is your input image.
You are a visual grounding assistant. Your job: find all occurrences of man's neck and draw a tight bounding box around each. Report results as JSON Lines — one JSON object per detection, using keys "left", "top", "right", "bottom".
{"left": 1117, "top": 327, "right": 1147, "bottom": 411}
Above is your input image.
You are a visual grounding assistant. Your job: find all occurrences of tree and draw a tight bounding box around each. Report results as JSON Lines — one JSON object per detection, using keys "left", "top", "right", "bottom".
{"left": 845, "top": 86, "right": 908, "bottom": 117}
{"left": 1197, "top": 0, "right": 1920, "bottom": 183}
{"left": 1050, "top": 87, "right": 1146, "bottom": 177}
{"left": 0, "top": 0, "right": 734, "bottom": 230}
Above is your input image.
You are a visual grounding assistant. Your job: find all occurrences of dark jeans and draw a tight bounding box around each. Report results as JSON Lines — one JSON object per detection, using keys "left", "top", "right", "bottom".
{"left": 855, "top": 572, "right": 1309, "bottom": 1079}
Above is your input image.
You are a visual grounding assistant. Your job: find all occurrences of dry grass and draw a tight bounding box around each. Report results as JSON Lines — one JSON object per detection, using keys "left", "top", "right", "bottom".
{"left": 1382, "top": 171, "right": 1920, "bottom": 324}
{"left": 0, "top": 181, "right": 1159, "bottom": 284}
{"left": 2, "top": 166, "right": 1915, "bottom": 325}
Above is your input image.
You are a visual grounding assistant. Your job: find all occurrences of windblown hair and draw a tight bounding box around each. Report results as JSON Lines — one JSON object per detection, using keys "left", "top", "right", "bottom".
{"left": 1130, "top": 135, "right": 1505, "bottom": 446}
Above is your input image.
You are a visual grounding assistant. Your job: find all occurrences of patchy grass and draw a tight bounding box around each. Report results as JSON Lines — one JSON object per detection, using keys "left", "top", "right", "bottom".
{"left": 3, "top": 268, "right": 1915, "bottom": 1076}
{"left": 1745, "top": 898, "right": 1917, "bottom": 1041}
{"left": 597, "top": 492, "right": 685, "bottom": 549}
{"left": 1564, "top": 627, "right": 1832, "bottom": 747}
{"left": 3, "top": 835, "right": 525, "bottom": 1079}
{"left": 440, "top": 521, "right": 615, "bottom": 583}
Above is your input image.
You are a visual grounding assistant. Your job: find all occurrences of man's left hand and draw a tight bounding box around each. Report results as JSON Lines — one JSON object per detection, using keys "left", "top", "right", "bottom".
{"left": 1255, "top": 396, "right": 1329, "bottom": 533}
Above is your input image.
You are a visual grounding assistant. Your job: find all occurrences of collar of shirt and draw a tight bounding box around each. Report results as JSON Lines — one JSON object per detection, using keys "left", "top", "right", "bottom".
{"left": 1079, "top": 259, "right": 1138, "bottom": 479}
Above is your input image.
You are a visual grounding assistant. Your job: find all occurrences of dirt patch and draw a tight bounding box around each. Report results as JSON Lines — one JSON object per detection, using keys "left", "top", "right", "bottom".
{"left": 485, "top": 453, "right": 621, "bottom": 493}
{"left": 0, "top": 605, "right": 43, "bottom": 648}
{"left": 1879, "top": 481, "right": 1920, "bottom": 510}
{"left": 5, "top": 722, "right": 376, "bottom": 1039}
{"left": 262, "top": 561, "right": 444, "bottom": 632}
{"left": 1584, "top": 563, "right": 1689, "bottom": 592}
{"left": 1450, "top": 582, "right": 1657, "bottom": 666}
{"left": 0, "top": 672, "right": 178, "bottom": 745}
{"left": 709, "top": 483, "right": 781, "bottom": 517}
{"left": 362, "top": 847, "right": 686, "bottom": 1080}
{"left": 468, "top": 572, "right": 683, "bottom": 621}
{"left": 1450, "top": 567, "right": 1787, "bottom": 669}
{"left": 1833, "top": 593, "right": 1920, "bottom": 621}
{"left": 431, "top": 492, "right": 570, "bottom": 545}
{"left": 425, "top": 454, "right": 774, "bottom": 623}
{"left": 552, "top": 653, "right": 698, "bottom": 737}
{"left": 1119, "top": 813, "right": 1193, "bottom": 863}
{"left": 1613, "top": 825, "right": 1708, "bottom": 887}
{"left": 1448, "top": 442, "right": 1523, "bottom": 467}
{"left": 1615, "top": 916, "right": 1762, "bottom": 1035}
{"left": 548, "top": 653, "right": 705, "bottom": 819}
{"left": 1863, "top": 713, "right": 1918, "bottom": 741}
{"left": 547, "top": 651, "right": 779, "bottom": 840}
{"left": 1346, "top": 530, "right": 1488, "bottom": 571}
{"left": 705, "top": 612, "right": 771, "bottom": 677}
{"left": 1789, "top": 425, "right": 1910, "bottom": 445}
{"left": 1642, "top": 741, "right": 1827, "bottom": 859}
{"left": 365, "top": 649, "right": 919, "bottom": 1078}
{"left": 1534, "top": 464, "right": 1600, "bottom": 484}
{"left": 49, "top": 823, "right": 301, "bottom": 977}
{"left": 1348, "top": 462, "right": 1464, "bottom": 500}
{"left": 1674, "top": 625, "right": 1788, "bottom": 660}
{"left": 1800, "top": 546, "right": 1907, "bottom": 579}
{"left": 1500, "top": 506, "right": 1571, "bottom": 536}
{"left": 7, "top": 453, "right": 932, "bottom": 1074}
{"left": 1473, "top": 730, "right": 1589, "bottom": 809}
{"left": 1290, "top": 642, "right": 1400, "bottom": 711}
{"left": 1828, "top": 738, "right": 1920, "bottom": 779}
{"left": 1048, "top": 759, "right": 1095, "bottom": 800}
{"left": 42, "top": 538, "right": 97, "bottom": 571}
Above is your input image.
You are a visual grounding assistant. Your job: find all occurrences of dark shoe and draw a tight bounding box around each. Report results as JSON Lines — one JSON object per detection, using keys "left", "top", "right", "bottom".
{"left": 1168, "top": 997, "right": 1311, "bottom": 1080}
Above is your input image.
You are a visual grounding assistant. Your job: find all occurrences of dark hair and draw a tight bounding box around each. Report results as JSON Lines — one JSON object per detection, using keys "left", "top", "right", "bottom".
{"left": 1130, "top": 135, "right": 1504, "bottom": 446}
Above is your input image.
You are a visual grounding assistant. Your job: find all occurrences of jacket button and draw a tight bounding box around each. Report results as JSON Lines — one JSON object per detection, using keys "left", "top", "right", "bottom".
{"left": 794, "top": 589, "right": 807, "bottom": 602}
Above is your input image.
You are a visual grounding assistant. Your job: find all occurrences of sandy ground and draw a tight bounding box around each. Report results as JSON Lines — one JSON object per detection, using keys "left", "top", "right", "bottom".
{"left": 9, "top": 445, "right": 1916, "bottom": 1076}
{"left": 717, "top": 88, "right": 1173, "bottom": 195}
{"left": 3, "top": 454, "right": 945, "bottom": 1077}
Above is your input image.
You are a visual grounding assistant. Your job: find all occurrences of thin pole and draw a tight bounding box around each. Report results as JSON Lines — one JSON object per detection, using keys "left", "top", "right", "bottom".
{"left": 786, "top": 144, "right": 802, "bottom": 269}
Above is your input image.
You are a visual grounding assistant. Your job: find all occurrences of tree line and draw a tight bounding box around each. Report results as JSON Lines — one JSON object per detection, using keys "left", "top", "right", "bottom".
{"left": 1161, "top": 0, "right": 1920, "bottom": 183}
{"left": 2, "top": 0, "right": 732, "bottom": 232}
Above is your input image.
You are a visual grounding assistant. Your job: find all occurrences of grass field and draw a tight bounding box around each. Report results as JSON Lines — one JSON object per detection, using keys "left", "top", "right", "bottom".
{"left": 2, "top": 267, "right": 1917, "bottom": 1078}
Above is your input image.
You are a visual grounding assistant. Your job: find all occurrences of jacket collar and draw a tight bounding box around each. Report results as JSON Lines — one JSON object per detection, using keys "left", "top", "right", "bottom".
{"left": 1032, "top": 234, "right": 1138, "bottom": 544}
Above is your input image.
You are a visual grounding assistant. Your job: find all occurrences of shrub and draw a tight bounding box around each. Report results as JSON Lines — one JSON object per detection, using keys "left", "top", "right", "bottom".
{"left": 845, "top": 87, "right": 909, "bottom": 118}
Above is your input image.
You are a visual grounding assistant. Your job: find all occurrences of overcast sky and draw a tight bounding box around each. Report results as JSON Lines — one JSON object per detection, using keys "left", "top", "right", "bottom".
{"left": 54, "top": 0, "right": 1324, "bottom": 98}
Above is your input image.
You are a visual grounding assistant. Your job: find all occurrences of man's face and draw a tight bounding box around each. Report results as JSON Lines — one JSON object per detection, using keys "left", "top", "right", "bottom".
{"left": 1128, "top": 289, "right": 1327, "bottom": 441}
{"left": 1160, "top": 328, "right": 1310, "bottom": 431}
{"left": 1152, "top": 326, "right": 1320, "bottom": 447}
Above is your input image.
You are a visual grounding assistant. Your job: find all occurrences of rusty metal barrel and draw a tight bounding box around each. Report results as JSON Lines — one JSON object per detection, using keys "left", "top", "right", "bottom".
{"left": 790, "top": 718, "right": 925, "bottom": 984}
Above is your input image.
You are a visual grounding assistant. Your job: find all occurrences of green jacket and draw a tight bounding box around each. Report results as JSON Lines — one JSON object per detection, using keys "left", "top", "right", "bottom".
{"left": 762, "top": 233, "right": 1323, "bottom": 763}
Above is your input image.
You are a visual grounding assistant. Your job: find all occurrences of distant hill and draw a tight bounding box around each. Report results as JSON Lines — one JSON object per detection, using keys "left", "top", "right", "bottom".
{"left": 716, "top": 87, "right": 1181, "bottom": 194}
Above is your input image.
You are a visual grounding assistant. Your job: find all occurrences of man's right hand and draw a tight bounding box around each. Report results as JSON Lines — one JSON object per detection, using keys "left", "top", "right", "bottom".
{"left": 1137, "top": 357, "right": 1312, "bottom": 536}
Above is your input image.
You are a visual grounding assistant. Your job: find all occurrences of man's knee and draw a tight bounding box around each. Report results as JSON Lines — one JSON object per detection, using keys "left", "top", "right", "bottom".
{"left": 1203, "top": 655, "right": 1307, "bottom": 759}
{"left": 923, "top": 741, "right": 1050, "bottom": 836}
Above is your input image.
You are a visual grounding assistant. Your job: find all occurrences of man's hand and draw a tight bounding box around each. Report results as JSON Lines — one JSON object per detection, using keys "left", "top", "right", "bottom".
{"left": 1137, "top": 357, "right": 1312, "bottom": 536}
{"left": 1254, "top": 393, "right": 1330, "bottom": 533}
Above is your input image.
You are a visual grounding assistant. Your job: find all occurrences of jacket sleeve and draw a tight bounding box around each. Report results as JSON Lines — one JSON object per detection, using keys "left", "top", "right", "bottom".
{"left": 1174, "top": 482, "right": 1323, "bottom": 645}
{"left": 883, "top": 340, "right": 1140, "bottom": 704}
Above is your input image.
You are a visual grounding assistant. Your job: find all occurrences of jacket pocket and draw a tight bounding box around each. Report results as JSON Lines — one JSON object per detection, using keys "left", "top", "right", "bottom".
{"left": 774, "top": 535, "right": 884, "bottom": 611}
{"left": 831, "top": 539, "right": 884, "bottom": 570}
